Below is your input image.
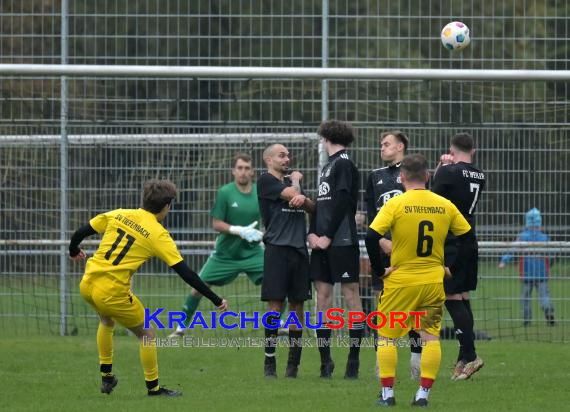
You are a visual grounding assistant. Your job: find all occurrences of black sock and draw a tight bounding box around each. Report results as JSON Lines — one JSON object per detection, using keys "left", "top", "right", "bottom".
{"left": 408, "top": 329, "right": 423, "bottom": 354}
{"left": 100, "top": 364, "right": 112, "bottom": 374}
{"left": 146, "top": 379, "right": 159, "bottom": 391}
{"left": 100, "top": 363, "right": 114, "bottom": 381}
{"left": 457, "top": 343, "right": 465, "bottom": 363}
{"left": 288, "top": 330, "right": 303, "bottom": 366}
{"left": 348, "top": 322, "right": 365, "bottom": 361}
{"left": 316, "top": 328, "right": 332, "bottom": 363}
{"left": 463, "top": 299, "right": 476, "bottom": 352}
{"left": 446, "top": 300, "right": 476, "bottom": 362}
{"left": 264, "top": 315, "right": 279, "bottom": 362}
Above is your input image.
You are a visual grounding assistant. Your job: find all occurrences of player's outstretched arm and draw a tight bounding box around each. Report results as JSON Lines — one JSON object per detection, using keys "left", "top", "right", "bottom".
{"left": 68, "top": 224, "right": 97, "bottom": 260}
{"left": 170, "top": 261, "right": 226, "bottom": 310}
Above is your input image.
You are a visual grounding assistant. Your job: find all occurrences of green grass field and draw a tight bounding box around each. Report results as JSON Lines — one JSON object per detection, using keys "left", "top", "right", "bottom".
{"left": 2, "top": 257, "right": 568, "bottom": 410}
{"left": 3, "top": 336, "right": 566, "bottom": 411}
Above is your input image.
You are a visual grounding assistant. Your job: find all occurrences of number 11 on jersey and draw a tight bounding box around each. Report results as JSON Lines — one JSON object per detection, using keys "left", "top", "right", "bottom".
{"left": 105, "top": 228, "right": 136, "bottom": 265}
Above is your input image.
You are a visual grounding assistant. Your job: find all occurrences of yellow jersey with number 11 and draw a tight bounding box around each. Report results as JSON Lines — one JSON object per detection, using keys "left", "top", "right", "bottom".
{"left": 82, "top": 208, "right": 183, "bottom": 294}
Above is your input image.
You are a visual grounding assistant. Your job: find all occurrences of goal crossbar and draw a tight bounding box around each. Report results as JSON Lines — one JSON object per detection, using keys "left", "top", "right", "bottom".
{"left": 1, "top": 64, "right": 569, "bottom": 81}
{"left": 0, "top": 133, "right": 319, "bottom": 145}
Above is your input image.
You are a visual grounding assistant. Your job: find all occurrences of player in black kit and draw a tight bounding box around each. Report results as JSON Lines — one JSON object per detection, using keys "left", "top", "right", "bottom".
{"left": 365, "top": 131, "right": 407, "bottom": 270}
{"left": 364, "top": 130, "right": 423, "bottom": 380}
{"left": 309, "top": 120, "right": 363, "bottom": 379}
{"left": 258, "top": 144, "right": 314, "bottom": 379}
{"left": 431, "top": 132, "right": 486, "bottom": 381}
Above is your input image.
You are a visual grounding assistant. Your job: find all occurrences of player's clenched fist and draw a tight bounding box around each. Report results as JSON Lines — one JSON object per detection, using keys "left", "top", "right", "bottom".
{"left": 440, "top": 154, "right": 454, "bottom": 165}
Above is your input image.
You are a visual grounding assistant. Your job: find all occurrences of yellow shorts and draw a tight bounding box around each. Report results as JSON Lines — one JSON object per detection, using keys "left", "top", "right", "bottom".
{"left": 377, "top": 283, "right": 445, "bottom": 339}
{"left": 80, "top": 278, "right": 145, "bottom": 329}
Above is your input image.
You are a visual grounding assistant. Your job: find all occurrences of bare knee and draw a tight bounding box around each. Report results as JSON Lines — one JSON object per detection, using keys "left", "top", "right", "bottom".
{"left": 315, "top": 283, "right": 333, "bottom": 311}
{"left": 129, "top": 323, "right": 155, "bottom": 340}
{"left": 288, "top": 301, "right": 305, "bottom": 330}
{"left": 288, "top": 301, "right": 304, "bottom": 314}
{"left": 267, "top": 300, "right": 283, "bottom": 314}
{"left": 342, "top": 283, "right": 363, "bottom": 311}
{"left": 446, "top": 293, "right": 462, "bottom": 301}
{"left": 418, "top": 330, "right": 438, "bottom": 342}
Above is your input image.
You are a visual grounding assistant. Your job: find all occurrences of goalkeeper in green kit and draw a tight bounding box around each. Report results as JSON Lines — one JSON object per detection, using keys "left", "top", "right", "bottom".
{"left": 170, "top": 153, "right": 264, "bottom": 336}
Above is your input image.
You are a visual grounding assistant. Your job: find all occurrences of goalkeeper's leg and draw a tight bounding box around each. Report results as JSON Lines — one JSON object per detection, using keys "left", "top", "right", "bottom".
{"left": 171, "top": 287, "right": 203, "bottom": 336}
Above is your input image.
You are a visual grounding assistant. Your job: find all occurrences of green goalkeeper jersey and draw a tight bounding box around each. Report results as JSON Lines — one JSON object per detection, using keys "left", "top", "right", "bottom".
{"left": 210, "top": 182, "right": 262, "bottom": 260}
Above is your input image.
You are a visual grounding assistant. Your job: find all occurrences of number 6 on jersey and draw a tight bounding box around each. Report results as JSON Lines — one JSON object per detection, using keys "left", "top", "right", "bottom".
{"left": 417, "top": 220, "right": 434, "bottom": 257}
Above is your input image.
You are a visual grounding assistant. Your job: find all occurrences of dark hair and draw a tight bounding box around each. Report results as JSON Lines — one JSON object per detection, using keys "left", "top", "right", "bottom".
{"left": 317, "top": 120, "right": 356, "bottom": 147}
{"left": 451, "top": 132, "right": 474, "bottom": 152}
{"left": 232, "top": 153, "right": 252, "bottom": 168}
{"left": 381, "top": 130, "right": 409, "bottom": 153}
{"left": 401, "top": 154, "right": 428, "bottom": 183}
{"left": 142, "top": 179, "right": 178, "bottom": 213}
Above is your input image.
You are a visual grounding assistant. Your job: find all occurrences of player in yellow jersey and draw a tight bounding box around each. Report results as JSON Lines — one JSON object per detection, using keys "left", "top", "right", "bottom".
{"left": 365, "top": 154, "right": 475, "bottom": 407}
{"left": 69, "top": 179, "right": 228, "bottom": 397}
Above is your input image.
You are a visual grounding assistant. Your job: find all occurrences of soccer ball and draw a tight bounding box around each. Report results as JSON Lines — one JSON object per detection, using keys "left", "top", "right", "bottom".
{"left": 441, "top": 21, "right": 470, "bottom": 51}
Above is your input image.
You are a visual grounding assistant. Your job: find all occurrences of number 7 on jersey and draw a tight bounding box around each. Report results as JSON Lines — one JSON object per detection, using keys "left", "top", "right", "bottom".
{"left": 469, "top": 183, "right": 481, "bottom": 215}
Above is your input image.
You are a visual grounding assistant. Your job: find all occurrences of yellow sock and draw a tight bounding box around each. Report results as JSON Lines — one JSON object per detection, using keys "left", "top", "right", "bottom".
{"left": 140, "top": 338, "right": 159, "bottom": 385}
{"left": 377, "top": 340, "right": 398, "bottom": 387}
{"left": 420, "top": 339, "right": 441, "bottom": 383}
{"left": 97, "top": 323, "right": 114, "bottom": 366}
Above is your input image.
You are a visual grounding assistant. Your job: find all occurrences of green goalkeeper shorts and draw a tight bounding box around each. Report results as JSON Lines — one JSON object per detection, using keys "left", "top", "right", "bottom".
{"left": 199, "top": 249, "right": 264, "bottom": 286}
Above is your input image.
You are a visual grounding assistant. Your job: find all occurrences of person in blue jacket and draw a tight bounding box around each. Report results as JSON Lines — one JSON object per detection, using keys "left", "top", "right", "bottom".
{"left": 499, "top": 208, "right": 555, "bottom": 326}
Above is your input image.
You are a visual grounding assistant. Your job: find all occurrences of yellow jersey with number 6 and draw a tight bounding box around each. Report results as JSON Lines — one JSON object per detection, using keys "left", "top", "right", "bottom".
{"left": 82, "top": 208, "right": 183, "bottom": 294}
{"left": 369, "top": 189, "right": 471, "bottom": 288}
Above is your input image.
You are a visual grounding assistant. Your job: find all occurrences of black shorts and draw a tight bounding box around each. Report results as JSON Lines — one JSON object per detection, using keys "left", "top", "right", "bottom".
{"left": 261, "top": 244, "right": 311, "bottom": 302}
{"left": 310, "top": 245, "right": 360, "bottom": 284}
{"left": 443, "top": 238, "right": 479, "bottom": 294}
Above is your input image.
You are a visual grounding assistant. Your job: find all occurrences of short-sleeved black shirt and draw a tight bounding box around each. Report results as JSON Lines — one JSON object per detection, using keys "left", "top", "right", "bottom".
{"left": 257, "top": 172, "right": 307, "bottom": 250}
{"left": 431, "top": 162, "right": 486, "bottom": 228}
{"left": 314, "top": 150, "right": 359, "bottom": 247}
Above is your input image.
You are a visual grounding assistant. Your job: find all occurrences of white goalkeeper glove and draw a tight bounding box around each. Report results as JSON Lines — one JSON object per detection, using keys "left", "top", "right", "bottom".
{"left": 229, "top": 221, "right": 263, "bottom": 243}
